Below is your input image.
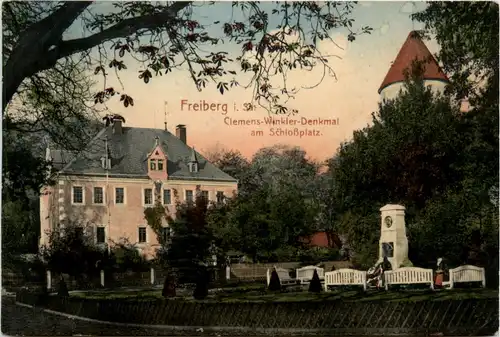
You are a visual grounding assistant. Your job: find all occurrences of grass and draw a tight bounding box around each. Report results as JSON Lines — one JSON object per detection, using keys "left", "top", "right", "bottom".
{"left": 70, "top": 284, "right": 498, "bottom": 303}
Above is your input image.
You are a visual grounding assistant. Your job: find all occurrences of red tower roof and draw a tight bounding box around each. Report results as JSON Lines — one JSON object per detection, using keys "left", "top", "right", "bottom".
{"left": 378, "top": 31, "right": 449, "bottom": 94}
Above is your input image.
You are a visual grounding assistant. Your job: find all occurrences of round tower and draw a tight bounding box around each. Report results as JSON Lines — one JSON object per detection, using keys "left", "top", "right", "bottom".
{"left": 378, "top": 31, "right": 449, "bottom": 101}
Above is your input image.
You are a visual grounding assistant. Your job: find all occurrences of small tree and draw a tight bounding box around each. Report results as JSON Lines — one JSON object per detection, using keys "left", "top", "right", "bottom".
{"left": 162, "top": 272, "right": 176, "bottom": 298}
{"left": 268, "top": 269, "right": 281, "bottom": 292}
{"left": 41, "top": 223, "right": 109, "bottom": 282}
{"left": 57, "top": 276, "right": 69, "bottom": 297}
{"left": 110, "top": 238, "right": 149, "bottom": 272}
{"left": 193, "top": 267, "right": 210, "bottom": 300}
{"left": 308, "top": 269, "right": 322, "bottom": 293}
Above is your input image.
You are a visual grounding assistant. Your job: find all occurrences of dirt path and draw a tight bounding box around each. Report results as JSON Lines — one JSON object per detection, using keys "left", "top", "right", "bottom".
{"left": 1, "top": 296, "right": 182, "bottom": 336}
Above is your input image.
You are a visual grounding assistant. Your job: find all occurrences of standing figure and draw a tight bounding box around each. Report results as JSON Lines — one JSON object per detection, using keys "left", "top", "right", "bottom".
{"left": 380, "top": 256, "right": 392, "bottom": 288}
{"left": 435, "top": 257, "right": 445, "bottom": 288}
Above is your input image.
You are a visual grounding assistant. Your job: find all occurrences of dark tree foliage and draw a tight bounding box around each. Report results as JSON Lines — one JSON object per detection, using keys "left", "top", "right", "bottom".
{"left": 332, "top": 61, "right": 498, "bottom": 271}
{"left": 161, "top": 189, "right": 213, "bottom": 284}
{"left": 308, "top": 269, "right": 322, "bottom": 293}
{"left": 41, "top": 224, "right": 110, "bottom": 278}
{"left": 268, "top": 269, "right": 281, "bottom": 292}
{"left": 413, "top": 2, "right": 498, "bottom": 104}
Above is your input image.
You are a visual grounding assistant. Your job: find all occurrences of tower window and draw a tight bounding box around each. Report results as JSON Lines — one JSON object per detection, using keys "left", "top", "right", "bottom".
{"left": 150, "top": 159, "right": 157, "bottom": 170}
{"left": 158, "top": 159, "right": 164, "bottom": 170}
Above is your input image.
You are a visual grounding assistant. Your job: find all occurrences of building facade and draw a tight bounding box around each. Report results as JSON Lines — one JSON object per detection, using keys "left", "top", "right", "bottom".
{"left": 40, "top": 120, "right": 238, "bottom": 258}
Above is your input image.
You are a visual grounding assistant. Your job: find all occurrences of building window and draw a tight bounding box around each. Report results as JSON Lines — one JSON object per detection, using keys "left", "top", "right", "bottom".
{"left": 115, "top": 187, "right": 125, "bottom": 204}
{"left": 96, "top": 227, "right": 106, "bottom": 244}
{"left": 72, "top": 186, "right": 84, "bottom": 204}
{"left": 185, "top": 190, "right": 193, "bottom": 202}
{"left": 161, "top": 227, "right": 171, "bottom": 243}
{"left": 200, "top": 190, "right": 209, "bottom": 200}
{"left": 150, "top": 159, "right": 157, "bottom": 170}
{"left": 216, "top": 191, "right": 225, "bottom": 203}
{"left": 163, "top": 189, "right": 171, "bottom": 205}
{"left": 158, "top": 159, "right": 164, "bottom": 170}
{"left": 93, "top": 187, "right": 104, "bottom": 204}
{"left": 138, "top": 227, "right": 147, "bottom": 243}
{"left": 144, "top": 188, "right": 153, "bottom": 205}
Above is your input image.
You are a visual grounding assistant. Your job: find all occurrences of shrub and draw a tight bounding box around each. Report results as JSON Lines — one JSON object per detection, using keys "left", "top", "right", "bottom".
{"left": 193, "top": 268, "right": 209, "bottom": 300}
{"left": 308, "top": 269, "right": 322, "bottom": 293}
{"left": 162, "top": 272, "right": 177, "bottom": 298}
{"left": 268, "top": 269, "right": 281, "bottom": 292}
{"left": 57, "top": 277, "right": 69, "bottom": 297}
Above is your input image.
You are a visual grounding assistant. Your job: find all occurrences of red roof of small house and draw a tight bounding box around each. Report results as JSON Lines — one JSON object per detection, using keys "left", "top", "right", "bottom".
{"left": 378, "top": 31, "right": 449, "bottom": 94}
{"left": 300, "top": 231, "right": 342, "bottom": 248}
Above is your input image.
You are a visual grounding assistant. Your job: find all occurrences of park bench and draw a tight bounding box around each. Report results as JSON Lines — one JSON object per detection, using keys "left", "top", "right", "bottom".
{"left": 296, "top": 266, "right": 325, "bottom": 285}
{"left": 446, "top": 265, "right": 486, "bottom": 289}
{"left": 324, "top": 268, "right": 367, "bottom": 291}
{"left": 266, "top": 267, "right": 298, "bottom": 287}
{"left": 384, "top": 267, "right": 434, "bottom": 290}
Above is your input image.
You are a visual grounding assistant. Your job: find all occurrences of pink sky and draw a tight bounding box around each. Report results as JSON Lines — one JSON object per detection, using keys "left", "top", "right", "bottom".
{"left": 97, "top": 2, "right": 439, "bottom": 161}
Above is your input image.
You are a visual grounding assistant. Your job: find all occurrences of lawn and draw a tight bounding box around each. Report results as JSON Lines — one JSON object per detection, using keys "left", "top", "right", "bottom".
{"left": 69, "top": 284, "right": 498, "bottom": 303}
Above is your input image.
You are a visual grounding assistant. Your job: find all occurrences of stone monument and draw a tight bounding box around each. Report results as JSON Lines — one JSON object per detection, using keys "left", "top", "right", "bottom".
{"left": 376, "top": 204, "right": 411, "bottom": 269}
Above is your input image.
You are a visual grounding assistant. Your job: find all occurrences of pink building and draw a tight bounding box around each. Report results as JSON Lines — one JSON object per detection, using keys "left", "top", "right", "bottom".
{"left": 40, "top": 119, "right": 238, "bottom": 258}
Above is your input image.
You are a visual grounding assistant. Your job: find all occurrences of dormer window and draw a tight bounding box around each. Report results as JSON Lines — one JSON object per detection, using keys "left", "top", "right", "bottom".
{"left": 150, "top": 159, "right": 157, "bottom": 170}
{"left": 188, "top": 162, "right": 198, "bottom": 173}
{"left": 101, "top": 157, "right": 111, "bottom": 170}
{"left": 158, "top": 159, "right": 164, "bottom": 171}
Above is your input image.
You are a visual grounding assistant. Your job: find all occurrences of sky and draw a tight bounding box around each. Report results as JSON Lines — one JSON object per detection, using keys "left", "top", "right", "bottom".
{"left": 87, "top": 1, "right": 439, "bottom": 161}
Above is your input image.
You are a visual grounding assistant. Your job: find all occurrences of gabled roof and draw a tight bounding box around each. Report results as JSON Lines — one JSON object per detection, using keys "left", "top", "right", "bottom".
{"left": 54, "top": 126, "right": 237, "bottom": 182}
{"left": 189, "top": 147, "right": 199, "bottom": 163}
{"left": 378, "top": 31, "right": 449, "bottom": 94}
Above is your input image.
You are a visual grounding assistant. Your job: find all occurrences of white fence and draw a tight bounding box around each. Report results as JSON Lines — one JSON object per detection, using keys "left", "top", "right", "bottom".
{"left": 448, "top": 265, "right": 486, "bottom": 289}
{"left": 266, "top": 267, "right": 297, "bottom": 286}
{"left": 384, "top": 267, "right": 434, "bottom": 290}
{"left": 296, "top": 266, "right": 325, "bottom": 284}
{"left": 46, "top": 268, "right": 156, "bottom": 290}
{"left": 324, "top": 268, "right": 367, "bottom": 291}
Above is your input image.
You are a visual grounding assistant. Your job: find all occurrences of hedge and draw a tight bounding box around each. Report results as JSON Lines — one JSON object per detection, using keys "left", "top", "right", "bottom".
{"left": 16, "top": 291, "right": 499, "bottom": 336}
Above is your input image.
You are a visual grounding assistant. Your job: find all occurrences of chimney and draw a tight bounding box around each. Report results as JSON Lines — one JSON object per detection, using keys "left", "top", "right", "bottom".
{"left": 112, "top": 119, "right": 122, "bottom": 135}
{"left": 176, "top": 124, "right": 186, "bottom": 144}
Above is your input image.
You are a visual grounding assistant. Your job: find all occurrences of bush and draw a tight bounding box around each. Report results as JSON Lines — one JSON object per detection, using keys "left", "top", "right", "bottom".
{"left": 308, "top": 269, "right": 322, "bottom": 293}
{"left": 268, "top": 269, "right": 281, "bottom": 292}
{"left": 193, "top": 268, "right": 209, "bottom": 300}
{"left": 162, "top": 272, "right": 176, "bottom": 298}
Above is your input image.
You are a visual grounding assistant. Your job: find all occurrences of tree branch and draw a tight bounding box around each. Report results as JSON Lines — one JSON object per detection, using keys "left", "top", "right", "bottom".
{"left": 54, "top": 1, "right": 192, "bottom": 63}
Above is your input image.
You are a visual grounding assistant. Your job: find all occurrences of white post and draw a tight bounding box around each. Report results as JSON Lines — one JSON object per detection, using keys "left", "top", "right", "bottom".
{"left": 225, "top": 265, "right": 230, "bottom": 280}
{"left": 46, "top": 270, "right": 52, "bottom": 290}
{"left": 150, "top": 267, "right": 155, "bottom": 285}
{"left": 100, "top": 270, "right": 105, "bottom": 287}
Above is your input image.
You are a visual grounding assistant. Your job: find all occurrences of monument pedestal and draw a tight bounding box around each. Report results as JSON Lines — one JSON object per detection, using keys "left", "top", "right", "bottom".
{"left": 376, "top": 204, "right": 411, "bottom": 269}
